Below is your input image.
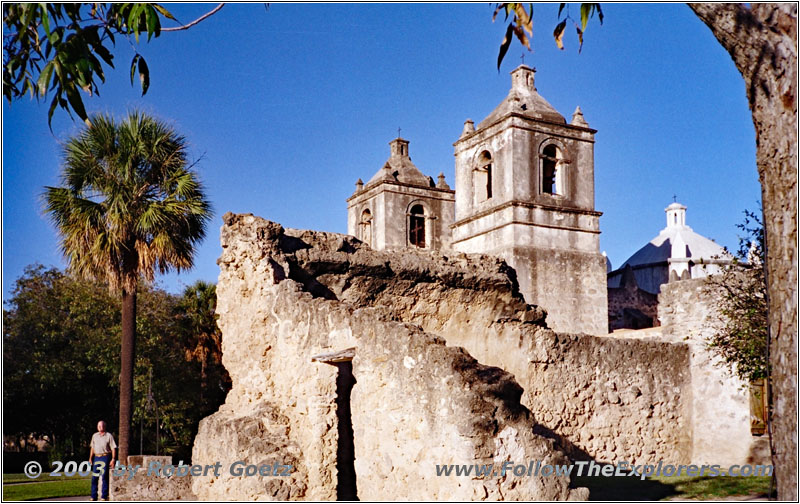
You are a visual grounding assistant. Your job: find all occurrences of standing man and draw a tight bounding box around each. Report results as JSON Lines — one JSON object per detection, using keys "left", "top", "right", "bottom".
{"left": 89, "top": 420, "right": 117, "bottom": 501}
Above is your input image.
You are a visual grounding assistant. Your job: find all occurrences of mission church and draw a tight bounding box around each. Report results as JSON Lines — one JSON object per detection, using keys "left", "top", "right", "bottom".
{"left": 346, "top": 64, "right": 728, "bottom": 336}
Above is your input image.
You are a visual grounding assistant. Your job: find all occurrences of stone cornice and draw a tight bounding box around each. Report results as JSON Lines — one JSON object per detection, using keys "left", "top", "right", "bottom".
{"left": 451, "top": 200, "right": 602, "bottom": 229}
{"left": 454, "top": 112, "right": 597, "bottom": 149}
{"left": 347, "top": 179, "right": 455, "bottom": 204}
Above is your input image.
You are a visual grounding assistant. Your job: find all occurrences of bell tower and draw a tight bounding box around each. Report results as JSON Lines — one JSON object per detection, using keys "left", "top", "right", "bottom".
{"left": 347, "top": 137, "right": 455, "bottom": 251}
{"left": 451, "top": 65, "right": 608, "bottom": 335}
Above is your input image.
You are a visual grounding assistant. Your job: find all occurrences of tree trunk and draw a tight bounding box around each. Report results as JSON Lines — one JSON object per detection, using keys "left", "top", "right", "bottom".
{"left": 689, "top": 3, "right": 797, "bottom": 499}
{"left": 118, "top": 286, "right": 137, "bottom": 464}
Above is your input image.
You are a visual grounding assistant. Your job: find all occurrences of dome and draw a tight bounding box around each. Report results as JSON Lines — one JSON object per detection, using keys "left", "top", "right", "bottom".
{"left": 475, "top": 65, "right": 565, "bottom": 130}
{"left": 608, "top": 202, "right": 730, "bottom": 294}
{"left": 622, "top": 203, "right": 724, "bottom": 268}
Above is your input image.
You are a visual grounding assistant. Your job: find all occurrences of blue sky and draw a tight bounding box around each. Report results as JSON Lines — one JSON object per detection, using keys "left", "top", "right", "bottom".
{"left": 2, "top": 3, "right": 760, "bottom": 298}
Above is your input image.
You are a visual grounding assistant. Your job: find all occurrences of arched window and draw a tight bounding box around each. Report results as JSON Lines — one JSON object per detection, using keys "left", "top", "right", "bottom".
{"left": 360, "top": 209, "right": 372, "bottom": 246}
{"left": 409, "top": 204, "right": 426, "bottom": 248}
{"left": 541, "top": 144, "right": 565, "bottom": 195}
{"left": 473, "top": 151, "right": 493, "bottom": 203}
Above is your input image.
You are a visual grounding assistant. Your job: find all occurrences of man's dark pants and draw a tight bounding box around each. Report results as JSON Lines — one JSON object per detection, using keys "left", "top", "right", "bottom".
{"left": 91, "top": 454, "right": 111, "bottom": 500}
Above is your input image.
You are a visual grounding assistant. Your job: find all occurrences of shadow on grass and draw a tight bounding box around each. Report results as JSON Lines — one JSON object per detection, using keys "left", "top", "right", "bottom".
{"left": 572, "top": 475, "right": 678, "bottom": 501}
{"left": 571, "top": 474, "right": 775, "bottom": 501}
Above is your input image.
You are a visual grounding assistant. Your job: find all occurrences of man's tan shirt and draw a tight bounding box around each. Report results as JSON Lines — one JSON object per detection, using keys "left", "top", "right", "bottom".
{"left": 91, "top": 432, "right": 117, "bottom": 456}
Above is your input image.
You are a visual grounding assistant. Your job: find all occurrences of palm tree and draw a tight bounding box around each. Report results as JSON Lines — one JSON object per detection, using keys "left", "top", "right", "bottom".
{"left": 177, "top": 280, "right": 224, "bottom": 404}
{"left": 43, "top": 111, "right": 212, "bottom": 463}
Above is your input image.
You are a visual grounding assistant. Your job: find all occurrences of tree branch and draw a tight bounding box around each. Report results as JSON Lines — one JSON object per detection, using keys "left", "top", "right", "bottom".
{"left": 687, "top": 3, "right": 771, "bottom": 83}
{"left": 161, "top": 4, "right": 225, "bottom": 32}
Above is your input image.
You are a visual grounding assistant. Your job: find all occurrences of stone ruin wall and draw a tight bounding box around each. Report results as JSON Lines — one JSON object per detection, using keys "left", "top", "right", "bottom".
{"left": 190, "top": 214, "right": 586, "bottom": 501}
{"left": 209, "top": 214, "right": 696, "bottom": 479}
{"left": 657, "top": 278, "right": 768, "bottom": 466}
{"left": 111, "top": 456, "right": 196, "bottom": 501}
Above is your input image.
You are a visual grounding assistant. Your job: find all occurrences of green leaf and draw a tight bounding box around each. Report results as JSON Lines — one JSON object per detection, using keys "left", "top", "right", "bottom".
{"left": 596, "top": 4, "right": 604, "bottom": 24}
{"left": 92, "top": 42, "right": 114, "bottom": 68}
{"left": 553, "top": 19, "right": 567, "bottom": 50}
{"left": 75, "top": 58, "right": 92, "bottom": 89}
{"left": 580, "top": 3, "right": 591, "bottom": 32}
{"left": 558, "top": 3, "right": 566, "bottom": 18}
{"left": 64, "top": 83, "right": 89, "bottom": 126}
{"left": 37, "top": 61, "right": 54, "bottom": 95}
{"left": 153, "top": 4, "right": 177, "bottom": 21}
{"left": 129, "top": 4, "right": 143, "bottom": 41}
{"left": 22, "top": 78, "right": 34, "bottom": 99}
{"left": 48, "top": 26, "right": 63, "bottom": 45}
{"left": 47, "top": 94, "right": 59, "bottom": 130}
{"left": 40, "top": 4, "right": 51, "bottom": 35}
{"left": 145, "top": 5, "right": 160, "bottom": 41}
{"left": 138, "top": 56, "right": 150, "bottom": 95}
{"left": 130, "top": 54, "right": 141, "bottom": 86}
{"left": 497, "top": 23, "right": 514, "bottom": 71}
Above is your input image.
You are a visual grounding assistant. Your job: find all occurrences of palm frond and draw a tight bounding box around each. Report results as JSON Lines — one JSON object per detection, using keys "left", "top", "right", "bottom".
{"left": 43, "top": 111, "right": 212, "bottom": 293}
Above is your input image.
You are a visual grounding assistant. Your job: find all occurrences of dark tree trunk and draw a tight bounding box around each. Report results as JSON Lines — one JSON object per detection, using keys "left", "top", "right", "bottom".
{"left": 689, "top": 3, "right": 797, "bottom": 500}
{"left": 118, "top": 286, "right": 137, "bottom": 464}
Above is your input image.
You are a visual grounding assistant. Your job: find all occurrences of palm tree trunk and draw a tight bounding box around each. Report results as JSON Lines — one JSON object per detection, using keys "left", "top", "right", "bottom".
{"left": 118, "top": 286, "right": 137, "bottom": 464}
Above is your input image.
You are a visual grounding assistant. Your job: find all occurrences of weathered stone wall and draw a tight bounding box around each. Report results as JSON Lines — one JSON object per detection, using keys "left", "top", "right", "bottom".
{"left": 505, "top": 246, "right": 608, "bottom": 335}
{"left": 271, "top": 221, "right": 693, "bottom": 466}
{"left": 190, "top": 214, "right": 763, "bottom": 503}
{"left": 657, "top": 278, "right": 766, "bottom": 466}
{"left": 607, "top": 265, "right": 659, "bottom": 330}
{"left": 111, "top": 456, "right": 196, "bottom": 501}
{"left": 524, "top": 333, "right": 692, "bottom": 464}
{"left": 191, "top": 214, "right": 586, "bottom": 501}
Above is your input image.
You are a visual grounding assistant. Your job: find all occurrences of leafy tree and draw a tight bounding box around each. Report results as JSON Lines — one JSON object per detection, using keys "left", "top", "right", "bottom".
{"left": 705, "top": 209, "right": 767, "bottom": 382}
{"left": 43, "top": 111, "right": 212, "bottom": 463}
{"left": 3, "top": 265, "right": 230, "bottom": 461}
{"left": 2, "top": 3, "right": 224, "bottom": 126}
{"left": 176, "top": 280, "right": 230, "bottom": 410}
{"left": 494, "top": 3, "right": 603, "bottom": 68}
{"left": 132, "top": 282, "right": 229, "bottom": 460}
{"left": 3, "top": 265, "right": 117, "bottom": 458}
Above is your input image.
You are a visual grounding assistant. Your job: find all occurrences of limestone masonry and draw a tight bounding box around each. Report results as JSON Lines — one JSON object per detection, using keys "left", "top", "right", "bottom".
{"left": 162, "top": 66, "right": 763, "bottom": 501}
{"left": 190, "top": 214, "right": 588, "bottom": 501}
{"left": 181, "top": 213, "right": 765, "bottom": 500}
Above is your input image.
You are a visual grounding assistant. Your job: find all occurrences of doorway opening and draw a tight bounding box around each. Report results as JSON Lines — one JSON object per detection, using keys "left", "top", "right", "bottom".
{"left": 311, "top": 347, "right": 358, "bottom": 500}
{"left": 334, "top": 360, "right": 357, "bottom": 500}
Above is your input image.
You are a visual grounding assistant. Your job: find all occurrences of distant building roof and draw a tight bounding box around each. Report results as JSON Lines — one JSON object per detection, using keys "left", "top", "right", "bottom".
{"left": 621, "top": 202, "right": 725, "bottom": 268}
{"left": 608, "top": 202, "right": 731, "bottom": 294}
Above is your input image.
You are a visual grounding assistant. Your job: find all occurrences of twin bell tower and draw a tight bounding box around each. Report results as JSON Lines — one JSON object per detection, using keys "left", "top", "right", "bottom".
{"left": 347, "top": 65, "right": 608, "bottom": 335}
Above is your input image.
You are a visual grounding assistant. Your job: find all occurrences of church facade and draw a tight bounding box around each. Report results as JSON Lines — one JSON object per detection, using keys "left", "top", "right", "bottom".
{"left": 347, "top": 65, "right": 608, "bottom": 335}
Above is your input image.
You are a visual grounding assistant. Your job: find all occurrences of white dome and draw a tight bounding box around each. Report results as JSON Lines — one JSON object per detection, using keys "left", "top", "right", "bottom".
{"left": 609, "top": 202, "right": 730, "bottom": 294}
{"left": 622, "top": 226, "right": 725, "bottom": 268}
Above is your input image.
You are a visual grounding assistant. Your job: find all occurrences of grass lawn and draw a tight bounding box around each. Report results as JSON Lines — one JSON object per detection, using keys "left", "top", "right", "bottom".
{"left": 652, "top": 474, "right": 774, "bottom": 500}
{"left": 3, "top": 473, "right": 91, "bottom": 484}
{"left": 572, "top": 474, "right": 774, "bottom": 501}
{"left": 2, "top": 479, "right": 90, "bottom": 501}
